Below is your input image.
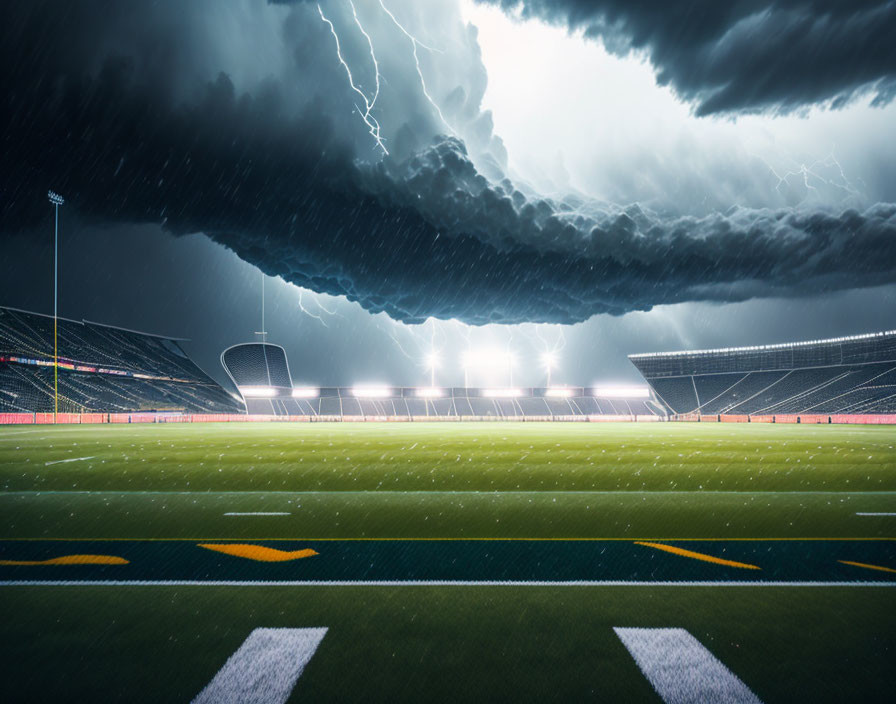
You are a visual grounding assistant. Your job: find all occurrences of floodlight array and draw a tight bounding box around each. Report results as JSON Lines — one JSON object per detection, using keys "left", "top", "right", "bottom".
{"left": 351, "top": 386, "right": 392, "bottom": 398}
{"left": 482, "top": 388, "right": 523, "bottom": 398}
{"left": 593, "top": 385, "right": 650, "bottom": 398}
{"left": 239, "top": 385, "right": 277, "bottom": 397}
{"left": 544, "top": 387, "right": 574, "bottom": 397}
{"left": 291, "top": 387, "right": 320, "bottom": 398}
{"left": 415, "top": 387, "right": 444, "bottom": 397}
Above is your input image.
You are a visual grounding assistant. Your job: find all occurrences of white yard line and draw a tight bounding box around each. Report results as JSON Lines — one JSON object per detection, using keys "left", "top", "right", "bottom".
{"left": 5, "top": 490, "right": 896, "bottom": 496}
{"left": 856, "top": 512, "right": 896, "bottom": 516}
{"left": 614, "top": 627, "right": 762, "bottom": 704}
{"left": 1, "top": 580, "right": 894, "bottom": 587}
{"left": 192, "top": 627, "right": 327, "bottom": 704}
{"left": 224, "top": 512, "right": 291, "bottom": 516}
{"left": 43, "top": 456, "right": 95, "bottom": 466}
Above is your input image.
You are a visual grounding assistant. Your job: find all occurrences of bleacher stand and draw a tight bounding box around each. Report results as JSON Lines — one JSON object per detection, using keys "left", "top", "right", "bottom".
{"left": 269, "top": 387, "right": 665, "bottom": 419}
{"left": 0, "top": 307, "right": 241, "bottom": 413}
{"left": 630, "top": 331, "right": 896, "bottom": 416}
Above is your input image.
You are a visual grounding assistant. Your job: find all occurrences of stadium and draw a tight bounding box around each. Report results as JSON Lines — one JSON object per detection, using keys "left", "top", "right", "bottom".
{"left": 3, "top": 1, "right": 896, "bottom": 702}
{"left": 1, "top": 304, "right": 894, "bottom": 702}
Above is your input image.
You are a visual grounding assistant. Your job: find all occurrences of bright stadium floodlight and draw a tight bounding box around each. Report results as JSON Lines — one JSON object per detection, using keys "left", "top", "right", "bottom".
{"left": 593, "top": 385, "right": 650, "bottom": 398}
{"left": 541, "top": 351, "right": 558, "bottom": 386}
{"left": 239, "top": 385, "right": 277, "bottom": 397}
{"left": 291, "top": 387, "right": 320, "bottom": 398}
{"left": 544, "top": 387, "right": 574, "bottom": 397}
{"left": 351, "top": 386, "right": 392, "bottom": 398}
{"left": 482, "top": 388, "right": 523, "bottom": 398}
{"left": 416, "top": 387, "right": 444, "bottom": 397}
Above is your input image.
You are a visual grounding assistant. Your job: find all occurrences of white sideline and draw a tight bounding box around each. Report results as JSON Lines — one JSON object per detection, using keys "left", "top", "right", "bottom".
{"left": 43, "top": 456, "right": 95, "bottom": 466}
{"left": 615, "top": 627, "right": 762, "bottom": 704}
{"left": 192, "top": 627, "right": 327, "bottom": 704}
{"left": 1, "top": 580, "right": 894, "bottom": 587}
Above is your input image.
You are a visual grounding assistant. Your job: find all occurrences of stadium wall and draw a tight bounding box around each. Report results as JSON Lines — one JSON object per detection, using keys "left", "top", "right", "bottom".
{"left": 2, "top": 412, "right": 895, "bottom": 425}
{"left": 667, "top": 413, "right": 896, "bottom": 425}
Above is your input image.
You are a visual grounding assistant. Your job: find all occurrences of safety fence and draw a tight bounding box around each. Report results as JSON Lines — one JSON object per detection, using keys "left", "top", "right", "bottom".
{"left": 1, "top": 412, "right": 662, "bottom": 424}
{"left": 1, "top": 412, "right": 894, "bottom": 425}
{"left": 671, "top": 413, "right": 896, "bottom": 424}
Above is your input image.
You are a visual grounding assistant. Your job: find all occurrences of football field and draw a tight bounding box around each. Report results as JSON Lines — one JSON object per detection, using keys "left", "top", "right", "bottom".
{"left": 1, "top": 422, "right": 894, "bottom": 702}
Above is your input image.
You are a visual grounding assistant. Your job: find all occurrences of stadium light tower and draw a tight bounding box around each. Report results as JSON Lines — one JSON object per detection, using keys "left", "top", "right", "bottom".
{"left": 48, "top": 191, "right": 64, "bottom": 418}
{"left": 254, "top": 272, "right": 267, "bottom": 343}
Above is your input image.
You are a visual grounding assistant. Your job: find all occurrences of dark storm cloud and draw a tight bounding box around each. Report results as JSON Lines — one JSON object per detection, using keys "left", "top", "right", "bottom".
{"left": 2, "top": 1, "right": 895, "bottom": 326}
{"left": 482, "top": 0, "right": 896, "bottom": 115}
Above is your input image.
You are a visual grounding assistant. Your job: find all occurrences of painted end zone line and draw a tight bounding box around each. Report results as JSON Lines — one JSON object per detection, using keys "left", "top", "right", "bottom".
{"left": 1, "top": 580, "right": 894, "bottom": 587}
{"left": 615, "top": 627, "right": 762, "bottom": 704}
{"left": 192, "top": 627, "right": 326, "bottom": 704}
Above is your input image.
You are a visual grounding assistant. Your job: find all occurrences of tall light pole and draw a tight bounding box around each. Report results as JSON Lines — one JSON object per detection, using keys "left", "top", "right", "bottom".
{"left": 254, "top": 272, "right": 267, "bottom": 343}
{"left": 48, "top": 191, "right": 64, "bottom": 418}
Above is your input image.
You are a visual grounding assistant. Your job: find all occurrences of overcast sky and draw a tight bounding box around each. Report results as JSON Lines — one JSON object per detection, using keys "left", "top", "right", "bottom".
{"left": 1, "top": 0, "right": 894, "bottom": 389}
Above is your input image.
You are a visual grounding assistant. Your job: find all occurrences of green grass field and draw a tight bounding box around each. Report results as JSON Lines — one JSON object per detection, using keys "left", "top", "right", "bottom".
{"left": 1, "top": 422, "right": 894, "bottom": 702}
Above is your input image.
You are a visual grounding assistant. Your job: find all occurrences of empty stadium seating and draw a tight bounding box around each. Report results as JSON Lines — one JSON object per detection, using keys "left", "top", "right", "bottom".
{"left": 631, "top": 331, "right": 896, "bottom": 415}
{"left": 250, "top": 387, "right": 666, "bottom": 419}
{"left": 0, "top": 307, "right": 241, "bottom": 413}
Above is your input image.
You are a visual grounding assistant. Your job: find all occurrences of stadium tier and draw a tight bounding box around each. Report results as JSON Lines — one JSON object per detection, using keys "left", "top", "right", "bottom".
{"left": 217, "top": 384, "right": 666, "bottom": 419}
{"left": 0, "top": 307, "right": 241, "bottom": 413}
{"left": 630, "top": 330, "right": 896, "bottom": 416}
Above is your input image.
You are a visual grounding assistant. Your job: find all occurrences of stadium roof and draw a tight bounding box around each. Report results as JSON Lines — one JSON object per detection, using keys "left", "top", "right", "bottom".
{"left": 0, "top": 305, "right": 189, "bottom": 341}
{"left": 629, "top": 330, "right": 896, "bottom": 360}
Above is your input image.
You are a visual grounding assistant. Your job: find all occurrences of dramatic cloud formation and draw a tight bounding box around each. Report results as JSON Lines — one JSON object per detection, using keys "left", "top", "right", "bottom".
{"left": 481, "top": 0, "right": 896, "bottom": 115}
{"left": 1, "top": 1, "right": 894, "bottom": 325}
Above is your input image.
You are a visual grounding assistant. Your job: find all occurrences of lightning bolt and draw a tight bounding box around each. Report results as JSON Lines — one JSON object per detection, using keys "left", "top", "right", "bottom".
{"left": 349, "top": 1, "right": 381, "bottom": 118}
{"left": 751, "top": 146, "right": 864, "bottom": 203}
{"left": 298, "top": 289, "right": 331, "bottom": 328}
{"left": 386, "top": 323, "right": 418, "bottom": 363}
{"left": 804, "top": 150, "right": 863, "bottom": 198}
{"left": 312, "top": 294, "right": 340, "bottom": 317}
{"left": 533, "top": 323, "right": 566, "bottom": 355}
{"left": 318, "top": 3, "right": 388, "bottom": 155}
{"left": 377, "top": 0, "right": 455, "bottom": 135}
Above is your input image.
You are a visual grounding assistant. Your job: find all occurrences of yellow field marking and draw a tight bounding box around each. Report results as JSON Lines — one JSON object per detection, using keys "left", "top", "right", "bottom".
{"left": 635, "top": 542, "right": 761, "bottom": 570}
{"left": 838, "top": 560, "right": 896, "bottom": 574}
{"left": 5, "top": 537, "right": 896, "bottom": 542}
{"left": 0, "top": 554, "right": 128, "bottom": 566}
{"left": 198, "top": 544, "right": 319, "bottom": 562}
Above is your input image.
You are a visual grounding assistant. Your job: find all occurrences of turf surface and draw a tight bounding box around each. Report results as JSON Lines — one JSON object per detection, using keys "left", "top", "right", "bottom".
{"left": 1, "top": 422, "right": 894, "bottom": 701}
{"left": 2, "top": 585, "right": 893, "bottom": 702}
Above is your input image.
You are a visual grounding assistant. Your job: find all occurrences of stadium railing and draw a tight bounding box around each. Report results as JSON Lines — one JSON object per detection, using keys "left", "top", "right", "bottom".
{"left": 3, "top": 412, "right": 896, "bottom": 425}
{"left": 719, "top": 414, "right": 750, "bottom": 423}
